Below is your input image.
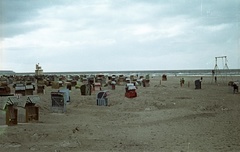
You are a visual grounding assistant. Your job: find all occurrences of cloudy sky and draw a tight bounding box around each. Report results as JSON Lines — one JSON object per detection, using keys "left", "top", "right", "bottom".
{"left": 0, "top": 0, "right": 240, "bottom": 72}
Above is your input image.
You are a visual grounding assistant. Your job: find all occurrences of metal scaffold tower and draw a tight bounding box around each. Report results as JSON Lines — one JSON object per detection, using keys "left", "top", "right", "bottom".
{"left": 212, "top": 56, "right": 232, "bottom": 84}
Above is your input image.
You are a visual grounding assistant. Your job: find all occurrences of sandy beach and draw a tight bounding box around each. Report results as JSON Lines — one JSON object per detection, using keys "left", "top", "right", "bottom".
{"left": 0, "top": 75, "right": 240, "bottom": 152}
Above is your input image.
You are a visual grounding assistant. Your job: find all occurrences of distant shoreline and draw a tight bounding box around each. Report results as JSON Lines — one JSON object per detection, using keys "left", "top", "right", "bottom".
{"left": 10, "top": 69, "right": 240, "bottom": 76}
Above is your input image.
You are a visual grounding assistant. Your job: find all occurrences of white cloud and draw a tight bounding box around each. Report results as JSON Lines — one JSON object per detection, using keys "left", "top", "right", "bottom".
{"left": 197, "top": 23, "right": 230, "bottom": 32}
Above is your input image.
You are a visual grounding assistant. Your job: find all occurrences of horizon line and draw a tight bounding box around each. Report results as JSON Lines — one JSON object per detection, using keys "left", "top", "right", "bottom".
{"left": 12, "top": 68, "right": 240, "bottom": 75}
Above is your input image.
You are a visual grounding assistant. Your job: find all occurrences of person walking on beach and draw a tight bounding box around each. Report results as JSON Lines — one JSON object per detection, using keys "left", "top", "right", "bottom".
{"left": 180, "top": 78, "right": 185, "bottom": 87}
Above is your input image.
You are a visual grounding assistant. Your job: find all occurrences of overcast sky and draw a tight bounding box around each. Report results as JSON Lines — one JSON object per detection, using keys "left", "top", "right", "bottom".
{"left": 0, "top": 0, "right": 240, "bottom": 72}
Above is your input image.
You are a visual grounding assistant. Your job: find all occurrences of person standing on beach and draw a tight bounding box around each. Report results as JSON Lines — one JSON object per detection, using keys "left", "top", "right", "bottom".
{"left": 233, "top": 82, "right": 239, "bottom": 94}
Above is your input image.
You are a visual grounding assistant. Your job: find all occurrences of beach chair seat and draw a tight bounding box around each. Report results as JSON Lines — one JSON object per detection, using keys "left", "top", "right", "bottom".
{"left": 125, "top": 83, "right": 137, "bottom": 98}
{"left": 96, "top": 90, "right": 109, "bottom": 106}
{"left": 51, "top": 92, "right": 66, "bottom": 113}
{"left": 0, "top": 96, "right": 19, "bottom": 126}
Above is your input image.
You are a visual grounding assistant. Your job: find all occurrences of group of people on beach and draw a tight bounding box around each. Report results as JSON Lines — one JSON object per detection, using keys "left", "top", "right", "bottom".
{"left": 179, "top": 76, "right": 239, "bottom": 94}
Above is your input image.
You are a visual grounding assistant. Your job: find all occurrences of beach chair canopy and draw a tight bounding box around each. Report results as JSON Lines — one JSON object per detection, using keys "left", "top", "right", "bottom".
{"left": 97, "top": 90, "right": 109, "bottom": 99}
{"left": 126, "top": 83, "right": 136, "bottom": 90}
{"left": 27, "top": 95, "right": 41, "bottom": 104}
{"left": 126, "top": 78, "right": 130, "bottom": 80}
{"left": 0, "top": 96, "right": 19, "bottom": 110}
{"left": 15, "top": 83, "right": 26, "bottom": 90}
{"left": 111, "top": 81, "right": 116, "bottom": 85}
{"left": 25, "top": 84, "right": 34, "bottom": 90}
{"left": 94, "top": 82, "right": 101, "bottom": 86}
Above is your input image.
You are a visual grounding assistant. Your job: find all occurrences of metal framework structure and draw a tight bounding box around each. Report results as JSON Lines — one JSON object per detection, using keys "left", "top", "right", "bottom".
{"left": 214, "top": 56, "right": 229, "bottom": 71}
{"left": 212, "top": 56, "right": 231, "bottom": 83}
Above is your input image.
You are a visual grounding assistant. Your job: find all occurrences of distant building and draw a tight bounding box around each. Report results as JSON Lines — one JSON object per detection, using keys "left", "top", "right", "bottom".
{"left": 35, "top": 63, "right": 43, "bottom": 76}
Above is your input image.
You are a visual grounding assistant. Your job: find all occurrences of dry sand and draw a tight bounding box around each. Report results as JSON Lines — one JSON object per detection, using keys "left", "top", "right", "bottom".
{"left": 0, "top": 76, "right": 240, "bottom": 152}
